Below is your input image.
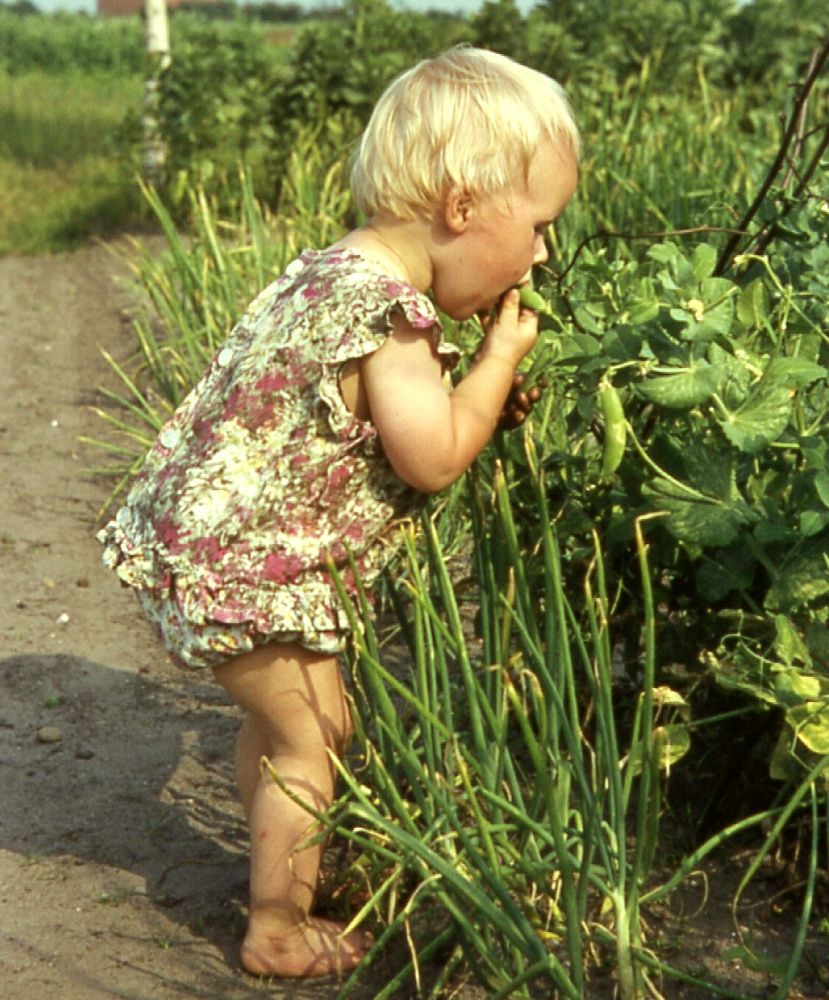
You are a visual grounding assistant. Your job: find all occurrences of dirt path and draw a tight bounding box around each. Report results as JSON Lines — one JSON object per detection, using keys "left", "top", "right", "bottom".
{"left": 0, "top": 244, "right": 361, "bottom": 1000}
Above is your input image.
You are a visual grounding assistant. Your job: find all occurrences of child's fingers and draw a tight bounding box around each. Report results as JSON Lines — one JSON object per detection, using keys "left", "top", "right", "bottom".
{"left": 497, "top": 375, "right": 546, "bottom": 430}
{"left": 493, "top": 289, "right": 538, "bottom": 341}
{"left": 498, "top": 287, "right": 521, "bottom": 313}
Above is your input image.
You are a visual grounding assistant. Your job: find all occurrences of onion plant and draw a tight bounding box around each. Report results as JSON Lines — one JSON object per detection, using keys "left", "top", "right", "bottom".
{"left": 315, "top": 436, "right": 687, "bottom": 1000}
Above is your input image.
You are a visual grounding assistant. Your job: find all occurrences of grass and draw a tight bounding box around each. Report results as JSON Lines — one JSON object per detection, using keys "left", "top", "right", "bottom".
{"left": 0, "top": 13, "right": 305, "bottom": 255}
{"left": 0, "top": 69, "right": 147, "bottom": 254}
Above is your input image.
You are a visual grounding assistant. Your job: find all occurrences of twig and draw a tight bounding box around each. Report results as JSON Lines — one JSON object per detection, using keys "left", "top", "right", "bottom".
{"left": 715, "top": 37, "right": 829, "bottom": 276}
{"left": 549, "top": 225, "right": 748, "bottom": 333}
{"left": 556, "top": 225, "right": 748, "bottom": 288}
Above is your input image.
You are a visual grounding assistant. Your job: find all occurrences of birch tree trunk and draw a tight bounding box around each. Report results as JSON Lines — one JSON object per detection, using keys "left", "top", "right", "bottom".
{"left": 143, "top": 0, "right": 171, "bottom": 183}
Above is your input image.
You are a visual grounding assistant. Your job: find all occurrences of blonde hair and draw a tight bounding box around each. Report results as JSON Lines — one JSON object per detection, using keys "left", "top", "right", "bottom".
{"left": 351, "top": 46, "right": 581, "bottom": 221}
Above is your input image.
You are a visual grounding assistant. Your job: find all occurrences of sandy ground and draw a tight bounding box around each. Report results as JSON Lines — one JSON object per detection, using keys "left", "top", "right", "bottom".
{"left": 0, "top": 241, "right": 827, "bottom": 1000}
{"left": 0, "top": 242, "right": 373, "bottom": 1000}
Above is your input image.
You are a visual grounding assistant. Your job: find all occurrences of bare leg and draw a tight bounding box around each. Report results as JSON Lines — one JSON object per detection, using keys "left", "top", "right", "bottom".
{"left": 213, "top": 641, "right": 368, "bottom": 978}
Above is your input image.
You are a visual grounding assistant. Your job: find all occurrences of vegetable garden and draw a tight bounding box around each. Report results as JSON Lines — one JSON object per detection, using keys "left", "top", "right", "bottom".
{"left": 6, "top": 0, "right": 829, "bottom": 996}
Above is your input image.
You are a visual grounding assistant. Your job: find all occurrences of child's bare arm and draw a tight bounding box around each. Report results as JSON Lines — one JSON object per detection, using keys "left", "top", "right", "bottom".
{"left": 362, "top": 289, "right": 537, "bottom": 493}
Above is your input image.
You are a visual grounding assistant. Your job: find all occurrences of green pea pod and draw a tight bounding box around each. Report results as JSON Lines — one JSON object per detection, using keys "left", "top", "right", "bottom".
{"left": 599, "top": 384, "right": 626, "bottom": 477}
{"left": 518, "top": 286, "right": 551, "bottom": 315}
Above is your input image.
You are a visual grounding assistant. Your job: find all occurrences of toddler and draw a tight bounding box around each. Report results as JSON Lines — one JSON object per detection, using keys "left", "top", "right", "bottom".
{"left": 99, "top": 45, "right": 579, "bottom": 979}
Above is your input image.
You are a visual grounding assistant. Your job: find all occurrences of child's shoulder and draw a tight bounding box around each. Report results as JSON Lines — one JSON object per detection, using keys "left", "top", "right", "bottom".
{"left": 281, "top": 247, "right": 440, "bottom": 327}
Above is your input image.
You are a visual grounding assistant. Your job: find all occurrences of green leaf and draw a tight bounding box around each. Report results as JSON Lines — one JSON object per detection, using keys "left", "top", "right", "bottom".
{"left": 765, "top": 551, "right": 829, "bottom": 610}
{"left": 774, "top": 669, "right": 824, "bottom": 706}
{"left": 602, "top": 326, "right": 643, "bottom": 362}
{"left": 800, "top": 437, "right": 829, "bottom": 472}
{"left": 718, "top": 386, "right": 792, "bottom": 453}
{"left": 626, "top": 276, "right": 660, "bottom": 324}
{"left": 683, "top": 444, "right": 739, "bottom": 501}
{"left": 814, "top": 470, "right": 829, "bottom": 506}
{"left": 565, "top": 332, "right": 603, "bottom": 357}
{"left": 644, "top": 478, "right": 751, "bottom": 547}
{"left": 671, "top": 277, "right": 735, "bottom": 342}
{"left": 736, "top": 279, "right": 769, "bottom": 328}
{"left": 765, "top": 356, "right": 827, "bottom": 387}
{"left": 626, "top": 724, "right": 691, "bottom": 776}
{"left": 799, "top": 509, "right": 829, "bottom": 537}
{"left": 638, "top": 361, "right": 721, "bottom": 408}
{"left": 773, "top": 618, "right": 813, "bottom": 669}
{"left": 787, "top": 702, "right": 829, "bottom": 755}
{"left": 696, "top": 544, "right": 755, "bottom": 602}
{"left": 573, "top": 306, "right": 604, "bottom": 335}
{"left": 691, "top": 243, "right": 717, "bottom": 280}
{"left": 770, "top": 723, "right": 800, "bottom": 781}
{"left": 647, "top": 242, "right": 681, "bottom": 266}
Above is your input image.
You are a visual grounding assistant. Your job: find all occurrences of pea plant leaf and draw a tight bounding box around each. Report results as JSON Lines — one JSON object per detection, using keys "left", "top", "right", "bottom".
{"left": 674, "top": 277, "right": 736, "bottom": 343}
{"left": 770, "top": 692, "right": 829, "bottom": 781}
{"left": 626, "top": 723, "right": 692, "bottom": 777}
{"left": 638, "top": 359, "right": 722, "bottom": 408}
{"left": 765, "top": 549, "right": 829, "bottom": 611}
{"left": 814, "top": 470, "right": 829, "bottom": 507}
{"left": 643, "top": 477, "right": 752, "bottom": 547}
{"left": 627, "top": 280, "right": 660, "bottom": 324}
{"left": 764, "top": 356, "right": 828, "bottom": 388}
{"left": 718, "top": 385, "right": 792, "bottom": 453}
{"left": 773, "top": 668, "right": 826, "bottom": 706}
{"left": 602, "top": 325, "right": 643, "bottom": 362}
{"left": 691, "top": 243, "right": 718, "bottom": 280}
{"left": 695, "top": 542, "right": 755, "bottom": 603}
{"left": 787, "top": 701, "right": 829, "bottom": 755}
{"left": 736, "top": 279, "right": 770, "bottom": 328}
{"left": 683, "top": 443, "right": 741, "bottom": 502}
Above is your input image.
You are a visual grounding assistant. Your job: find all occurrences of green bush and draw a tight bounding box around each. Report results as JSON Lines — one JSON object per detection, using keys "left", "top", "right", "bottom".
{"left": 0, "top": 9, "right": 145, "bottom": 75}
{"left": 155, "top": 14, "right": 279, "bottom": 201}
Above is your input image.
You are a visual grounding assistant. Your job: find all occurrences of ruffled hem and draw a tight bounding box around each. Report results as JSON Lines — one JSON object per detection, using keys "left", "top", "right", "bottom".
{"left": 98, "top": 514, "right": 387, "bottom": 639}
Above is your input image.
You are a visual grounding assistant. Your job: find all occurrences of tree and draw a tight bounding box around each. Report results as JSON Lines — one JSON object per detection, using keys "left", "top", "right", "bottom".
{"left": 143, "top": 0, "right": 171, "bottom": 183}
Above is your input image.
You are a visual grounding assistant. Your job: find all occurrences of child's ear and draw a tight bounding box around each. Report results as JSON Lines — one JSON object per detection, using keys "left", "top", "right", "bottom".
{"left": 443, "top": 185, "right": 475, "bottom": 233}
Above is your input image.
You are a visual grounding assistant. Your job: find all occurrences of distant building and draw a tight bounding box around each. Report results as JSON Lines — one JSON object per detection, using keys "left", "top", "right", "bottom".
{"left": 98, "top": 0, "right": 226, "bottom": 16}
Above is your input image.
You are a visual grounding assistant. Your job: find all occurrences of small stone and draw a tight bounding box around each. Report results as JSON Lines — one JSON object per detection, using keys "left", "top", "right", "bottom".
{"left": 75, "top": 748, "right": 94, "bottom": 760}
{"left": 37, "top": 726, "right": 62, "bottom": 744}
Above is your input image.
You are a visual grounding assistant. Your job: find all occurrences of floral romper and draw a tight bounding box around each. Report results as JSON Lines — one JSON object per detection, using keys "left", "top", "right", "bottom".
{"left": 98, "top": 248, "right": 460, "bottom": 669}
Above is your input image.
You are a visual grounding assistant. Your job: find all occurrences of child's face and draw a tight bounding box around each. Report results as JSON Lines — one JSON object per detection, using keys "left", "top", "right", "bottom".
{"left": 433, "top": 139, "right": 578, "bottom": 321}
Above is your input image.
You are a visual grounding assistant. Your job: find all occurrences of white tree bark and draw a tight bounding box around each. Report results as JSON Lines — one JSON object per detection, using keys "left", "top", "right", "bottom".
{"left": 143, "top": 0, "right": 172, "bottom": 182}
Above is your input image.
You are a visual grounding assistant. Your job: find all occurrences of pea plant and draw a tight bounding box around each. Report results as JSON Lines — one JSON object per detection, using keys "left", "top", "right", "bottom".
{"left": 507, "top": 41, "right": 829, "bottom": 783}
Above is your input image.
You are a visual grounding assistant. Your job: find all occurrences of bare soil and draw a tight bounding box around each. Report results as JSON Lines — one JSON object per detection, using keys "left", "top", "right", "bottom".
{"left": 0, "top": 242, "right": 827, "bottom": 1000}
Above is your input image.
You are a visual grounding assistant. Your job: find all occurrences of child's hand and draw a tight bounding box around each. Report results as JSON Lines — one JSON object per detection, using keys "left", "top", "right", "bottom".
{"left": 363, "top": 295, "right": 542, "bottom": 492}
{"left": 477, "top": 287, "right": 539, "bottom": 369}
{"left": 498, "top": 372, "right": 543, "bottom": 430}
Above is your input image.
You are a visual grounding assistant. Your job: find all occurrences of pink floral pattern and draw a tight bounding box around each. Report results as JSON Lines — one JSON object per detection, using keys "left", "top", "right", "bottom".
{"left": 99, "top": 248, "right": 460, "bottom": 662}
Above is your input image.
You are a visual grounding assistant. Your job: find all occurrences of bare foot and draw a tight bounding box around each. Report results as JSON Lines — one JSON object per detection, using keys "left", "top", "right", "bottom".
{"left": 240, "top": 915, "right": 371, "bottom": 978}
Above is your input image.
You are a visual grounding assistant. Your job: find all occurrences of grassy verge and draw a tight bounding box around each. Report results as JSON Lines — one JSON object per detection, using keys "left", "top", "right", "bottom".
{"left": 0, "top": 69, "right": 146, "bottom": 254}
